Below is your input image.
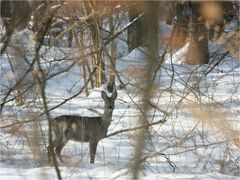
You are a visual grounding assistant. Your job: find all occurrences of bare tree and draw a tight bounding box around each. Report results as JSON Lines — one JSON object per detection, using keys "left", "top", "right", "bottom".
{"left": 130, "top": 2, "right": 159, "bottom": 179}
{"left": 0, "top": 1, "right": 239, "bottom": 179}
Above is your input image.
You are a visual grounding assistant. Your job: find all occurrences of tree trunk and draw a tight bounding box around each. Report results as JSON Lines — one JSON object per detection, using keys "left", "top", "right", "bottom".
{"left": 108, "top": 13, "right": 116, "bottom": 89}
{"left": 127, "top": 3, "right": 146, "bottom": 52}
{"left": 169, "top": 2, "right": 188, "bottom": 50}
{"left": 80, "top": 32, "right": 89, "bottom": 96}
{"left": 127, "top": 2, "right": 159, "bottom": 52}
{"left": 131, "top": 2, "right": 159, "bottom": 179}
{"left": 83, "top": 1, "right": 105, "bottom": 88}
{"left": 185, "top": 3, "right": 209, "bottom": 65}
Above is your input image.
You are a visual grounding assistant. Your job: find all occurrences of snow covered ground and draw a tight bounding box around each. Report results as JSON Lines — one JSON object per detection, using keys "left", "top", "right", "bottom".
{"left": 1, "top": 26, "right": 240, "bottom": 179}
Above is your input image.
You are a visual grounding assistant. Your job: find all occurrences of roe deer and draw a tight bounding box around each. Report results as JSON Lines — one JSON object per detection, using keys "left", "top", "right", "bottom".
{"left": 48, "top": 90, "right": 117, "bottom": 164}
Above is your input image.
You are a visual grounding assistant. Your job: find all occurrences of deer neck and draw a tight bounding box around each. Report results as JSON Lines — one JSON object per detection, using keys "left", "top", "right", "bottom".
{"left": 101, "top": 110, "right": 113, "bottom": 128}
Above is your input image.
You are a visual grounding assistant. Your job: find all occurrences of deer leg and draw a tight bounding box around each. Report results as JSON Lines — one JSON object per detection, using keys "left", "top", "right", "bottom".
{"left": 47, "top": 136, "right": 63, "bottom": 164}
{"left": 89, "top": 141, "right": 98, "bottom": 164}
{"left": 47, "top": 145, "right": 52, "bottom": 164}
{"left": 47, "top": 138, "right": 58, "bottom": 164}
{"left": 55, "top": 141, "right": 67, "bottom": 163}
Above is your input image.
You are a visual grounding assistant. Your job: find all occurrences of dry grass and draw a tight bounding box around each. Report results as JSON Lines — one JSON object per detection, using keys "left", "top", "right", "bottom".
{"left": 188, "top": 103, "right": 240, "bottom": 148}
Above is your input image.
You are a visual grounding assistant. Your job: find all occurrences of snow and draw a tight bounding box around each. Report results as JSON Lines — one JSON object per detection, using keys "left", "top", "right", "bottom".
{"left": 1, "top": 25, "right": 240, "bottom": 180}
{"left": 164, "top": 42, "right": 190, "bottom": 64}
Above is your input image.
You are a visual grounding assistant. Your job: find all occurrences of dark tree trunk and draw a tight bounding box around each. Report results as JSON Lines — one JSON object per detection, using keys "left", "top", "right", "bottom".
{"left": 127, "top": 7, "right": 145, "bottom": 52}
{"left": 1, "top": 0, "right": 31, "bottom": 32}
{"left": 185, "top": 3, "right": 209, "bottom": 65}
{"left": 127, "top": 3, "right": 148, "bottom": 52}
{"left": 127, "top": 2, "right": 158, "bottom": 52}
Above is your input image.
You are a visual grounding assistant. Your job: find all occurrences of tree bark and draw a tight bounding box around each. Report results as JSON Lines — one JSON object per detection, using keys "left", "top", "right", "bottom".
{"left": 108, "top": 12, "right": 116, "bottom": 89}
{"left": 169, "top": 2, "right": 188, "bottom": 50}
{"left": 185, "top": 3, "right": 209, "bottom": 65}
{"left": 84, "top": 1, "right": 104, "bottom": 87}
{"left": 131, "top": 2, "right": 159, "bottom": 179}
{"left": 127, "top": 2, "right": 159, "bottom": 52}
{"left": 127, "top": 3, "right": 146, "bottom": 52}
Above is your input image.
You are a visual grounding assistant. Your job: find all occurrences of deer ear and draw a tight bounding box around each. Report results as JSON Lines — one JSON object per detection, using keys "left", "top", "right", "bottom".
{"left": 101, "top": 91, "right": 107, "bottom": 100}
{"left": 112, "top": 90, "right": 117, "bottom": 100}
